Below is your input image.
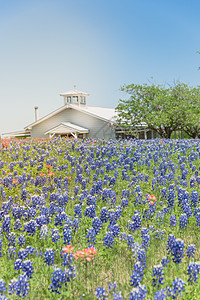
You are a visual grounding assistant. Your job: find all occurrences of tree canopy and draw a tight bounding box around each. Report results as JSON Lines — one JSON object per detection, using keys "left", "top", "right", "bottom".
{"left": 115, "top": 82, "right": 200, "bottom": 139}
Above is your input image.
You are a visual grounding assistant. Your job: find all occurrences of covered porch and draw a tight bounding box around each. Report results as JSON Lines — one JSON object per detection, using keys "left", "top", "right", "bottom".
{"left": 44, "top": 122, "right": 89, "bottom": 138}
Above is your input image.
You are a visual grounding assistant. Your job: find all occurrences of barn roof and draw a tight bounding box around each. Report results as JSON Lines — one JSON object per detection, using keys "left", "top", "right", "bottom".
{"left": 25, "top": 103, "right": 116, "bottom": 130}
{"left": 60, "top": 89, "right": 89, "bottom": 96}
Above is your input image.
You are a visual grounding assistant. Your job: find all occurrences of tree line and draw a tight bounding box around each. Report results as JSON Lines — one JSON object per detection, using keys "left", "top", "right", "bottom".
{"left": 115, "top": 82, "right": 200, "bottom": 139}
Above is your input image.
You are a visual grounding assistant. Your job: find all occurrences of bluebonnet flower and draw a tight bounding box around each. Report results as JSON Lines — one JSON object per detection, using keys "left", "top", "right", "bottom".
{"left": 154, "top": 230, "right": 164, "bottom": 241}
{"left": 108, "top": 209, "right": 117, "bottom": 226}
{"left": 92, "top": 217, "right": 103, "bottom": 234}
{"left": 179, "top": 213, "right": 188, "bottom": 229}
{"left": 18, "top": 235, "right": 26, "bottom": 247}
{"left": 15, "top": 274, "right": 30, "bottom": 298}
{"left": 161, "top": 257, "right": 169, "bottom": 268}
{"left": 7, "top": 246, "right": 16, "bottom": 259}
{"left": 113, "top": 291, "right": 123, "bottom": 300}
{"left": 35, "top": 214, "right": 48, "bottom": 228}
{"left": 43, "top": 249, "right": 56, "bottom": 266}
{"left": 187, "top": 262, "right": 200, "bottom": 283}
{"left": 22, "top": 260, "right": 34, "bottom": 278}
{"left": 84, "top": 205, "right": 96, "bottom": 218}
{"left": 2, "top": 214, "right": 11, "bottom": 233}
{"left": 169, "top": 277, "right": 185, "bottom": 299}
{"left": 190, "top": 176, "right": 196, "bottom": 188}
{"left": 137, "top": 247, "right": 147, "bottom": 268}
{"left": 51, "top": 228, "right": 60, "bottom": 244}
{"left": 121, "top": 197, "right": 128, "bottom": 208}
{"left": 0, "top": 279, "right": 6, "bottom": 295}
{"left": 166, "top": 234, "right": 176, "bottom": 255}
{"left": 63, "top": 227, "right": 72, "bottom": 245}
{"left": 167, "top": 189, "right": 175, "bottom": 209}
{"left": 141, "top": 228, "right": 150, "bottom": 251}
{"left": 154, "top": 288, "right": 167, "bottom": 300}
{"left": 95, "top": 287, "right": 108, "bottom": 299}
{"left": 17, "top": 248, "right": 28, "bottom": 260}
{"left": 8, "top": 278, "right": 17, "bottom": 295}
{"left": 100, "top": 207, "right": 109, "bottom": 223}
{"left": 190, "top": 190, "right": 198, "bottom": 208}
{"left": 156, "top": 211, "right": 164, "bottom": 225}
{"left": 103, "top": 231, "right": 114, "bottom": 248}
{"left": 74, "top": 204, "right": 82, "bottom": 218}
{"left": 152, "top": 264, "right": 164, "bottom": 287}
{"left": 186, "top": 244, "right": 196, "bottom": 258}
{"left": 26, "top": 245, "right": 35, "bottom": 256}
{"left": 114, "top": 206, "right": 122, "bottom": 221}
{"left": 126, "top": 234, "right": 135, "bottom": 249}
{"left": 170, "top": 238, "right": 185, "bottom": 264}
{"left": 108, "top": 281, "right": 118, "bottom": 293}
{"left": 14, "top": 258, "right": 23, "bottom": 270}
{"left": 14, "top": 219, "right": 22, "bottom": 231}
{"left": 181, "top": 199, "right": 192, "bottom": 218}
{"left": 86, "top": 228, "right": 97, "bottom": 245}
{"left": 196, "top": 212, "right": 200, "bottom": 226}
{"left": 169, "top": 215, "right": 177, "bottom": 227}
{"left": 23, "top": 219, "right": 37, "bottom": 236}
{"left": 130, "top": 262, "right": 144, "bottom": 287}
{"left": 129, "top": 285, "right": 147, "bottom": 300}
{"left": 72, "top": 218, "right": 79, "bottom": 232}
{"left": 109, "top": 224, "right": 120, "bottom": 237}
{"left": 61, "top": 251, "right": 74, "bottom": 269}
{"left": 128, "top": 213, "right": 142, "bottom": 231}
{"left": 54, "top": 211, "right": 67, "bottom": 226}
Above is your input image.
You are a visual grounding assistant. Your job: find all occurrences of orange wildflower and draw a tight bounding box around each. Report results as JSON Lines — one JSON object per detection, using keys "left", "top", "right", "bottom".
{"left": 148, "top": 195, "right": 157, "bottom": 201}
{"left": 48, "top": 171, "right": 55, "bottom": 177}
{"left": 73, "top": 247, "right": 98, "bottom": 262}
{"left": 39, "top": 173, "right": 46, "bottom": 177}
{"left": 12, "top": 179, "right": 19, "bottom": 185}
{"left": 62, "top": 245, "right": 75, "bottom": 254}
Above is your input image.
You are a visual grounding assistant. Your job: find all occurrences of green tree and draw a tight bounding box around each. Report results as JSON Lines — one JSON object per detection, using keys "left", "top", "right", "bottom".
{"left": 115, "top": 82, "right": 188, "bottom": 139}
{"left": 179, "top": 84, "right": 200, "bottom": 138}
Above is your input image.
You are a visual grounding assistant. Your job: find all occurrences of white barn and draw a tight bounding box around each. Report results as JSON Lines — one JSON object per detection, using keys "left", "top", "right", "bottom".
{"left": 3, "top": 89, "right": 155, "bottom": 139}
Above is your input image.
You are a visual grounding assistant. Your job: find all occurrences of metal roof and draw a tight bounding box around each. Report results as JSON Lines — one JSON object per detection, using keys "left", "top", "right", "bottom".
{"left": 60, "top": 89, "right": 89, "bottom": 96}
{"left": 1, "top": 129, "right": 31, "bottom": 138}
{"left": 25, "top": 103, "right": 116, "bottom": 130}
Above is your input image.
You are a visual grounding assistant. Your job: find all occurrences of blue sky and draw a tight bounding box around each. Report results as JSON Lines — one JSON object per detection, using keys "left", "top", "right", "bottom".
{"left": 1, "top": 0, "right": 200, "bottom": 135}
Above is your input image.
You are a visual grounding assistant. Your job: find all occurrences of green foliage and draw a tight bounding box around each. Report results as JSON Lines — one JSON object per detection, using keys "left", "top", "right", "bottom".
{"left": 115, "top": 82, "right": 200, "bottom": 138}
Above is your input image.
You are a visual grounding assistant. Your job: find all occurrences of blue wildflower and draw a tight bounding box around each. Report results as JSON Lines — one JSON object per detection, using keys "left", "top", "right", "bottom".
{"left": 95, "top": 287, "right": 108, "bottom": 299}
{"left": 103, "top": 231, "right": 114, "bottom": 248}
{"left": 187, "top": 262, "right": 200, "bottom": 283}
{"left": 154, "top": 288, "right": 167, "bottom": 300}
{"left": 186, "top": 244, "right": 196, "bottom": 258}
{"left": 129, "top": 285, "right": 147, "bottom": 300}
{"left": 15, "top": 274, "right": 30, "bottom": 298}
{"left": 130, "top": 262, "right": 144, "bottom": 287}
{"left": 169, "top": 277, "right": 185, "bottom": 299}
{"left": 161, "top": 257, "right": 169, "bottom": 268}
{"left": 0, "top": 279, "right": 6, "bottom": 295}
{"left": 152, "top": 264, "right": 164, "bottom": 288}
{"left": 169, "top": 215, "right": 177, "bottom": 227}
{"left": 43, "top": 249, "right": 56, "bottom": 266}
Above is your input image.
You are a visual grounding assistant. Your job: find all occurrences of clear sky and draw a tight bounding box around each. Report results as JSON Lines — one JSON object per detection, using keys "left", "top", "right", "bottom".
{"left": 1, "top": 0, "right": 200, "bottom": 135}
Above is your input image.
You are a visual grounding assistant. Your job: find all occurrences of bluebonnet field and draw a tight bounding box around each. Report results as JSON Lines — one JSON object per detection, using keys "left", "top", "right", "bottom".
{"left": 0, "top": 137, "right": 200, "bottom": 299}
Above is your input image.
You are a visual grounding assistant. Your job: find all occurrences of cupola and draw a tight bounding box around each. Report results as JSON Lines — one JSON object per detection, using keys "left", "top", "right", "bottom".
{"left": 60, "top": 89, "right": 89, "bottom": 106}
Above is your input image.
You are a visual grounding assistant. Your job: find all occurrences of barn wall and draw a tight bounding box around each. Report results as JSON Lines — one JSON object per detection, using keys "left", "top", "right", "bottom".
{"left": 30, "top": 108, "right": 115, "bottom": 139}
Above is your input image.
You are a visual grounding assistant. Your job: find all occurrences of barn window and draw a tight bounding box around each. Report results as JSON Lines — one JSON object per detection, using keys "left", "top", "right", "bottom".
{"left": 73, "top": 96, "right": 78, "bottom": 103}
